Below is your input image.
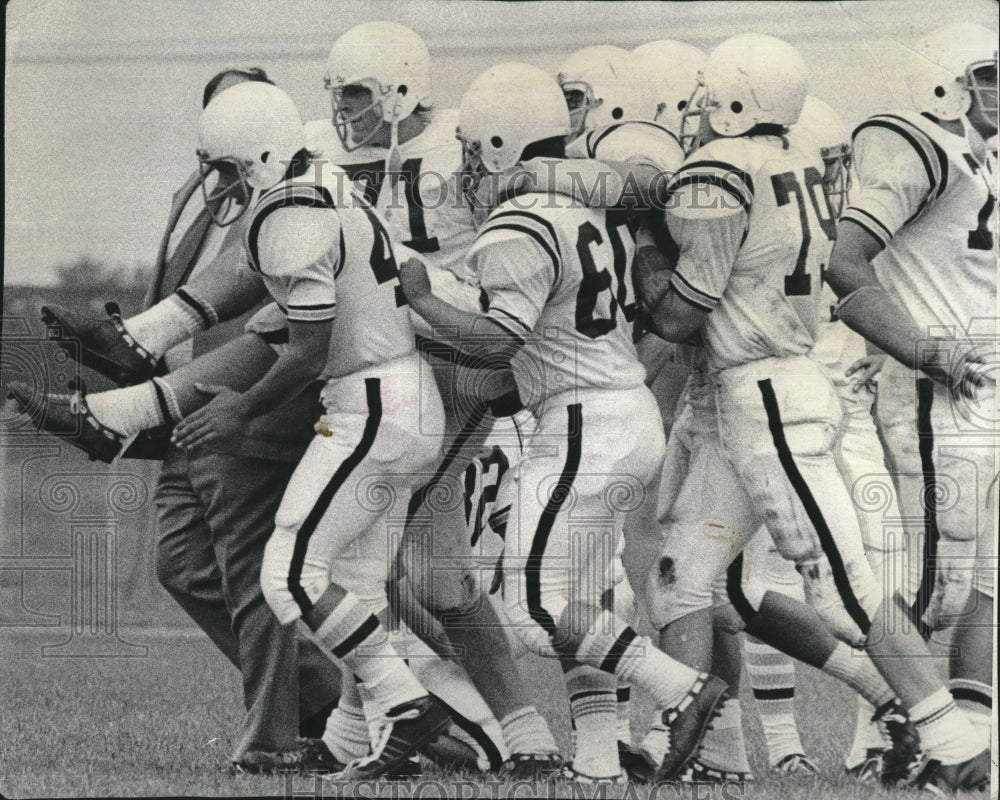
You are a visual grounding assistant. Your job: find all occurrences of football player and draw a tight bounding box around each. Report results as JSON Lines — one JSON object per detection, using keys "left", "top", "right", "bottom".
{"left": 637, "top": 33, "right": 988, "bottom": 793}
{"left": 825, "top": 22, "right": 997, "bottom": 793}
{"left": 310, "top": 21, "right": 560, "bottom": 772}
{"left": 556, "top": 42, "right": 689, "bottom": 777}
{"left": 398, "top": 61, "right": 729, "bottom": 784}
{"left": 188, "top": 81, "right": 450, "bottom": 778}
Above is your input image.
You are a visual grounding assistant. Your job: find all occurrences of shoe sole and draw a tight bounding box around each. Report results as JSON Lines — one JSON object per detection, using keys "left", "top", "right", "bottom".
{"left": 42, "top": 306, "right": 142, "bottom": 387}
{"left": 656, "top": 681, "right": 729, "bottom": 782}
{"left": 339, "top": 703, "right": 450, "bottom": 780}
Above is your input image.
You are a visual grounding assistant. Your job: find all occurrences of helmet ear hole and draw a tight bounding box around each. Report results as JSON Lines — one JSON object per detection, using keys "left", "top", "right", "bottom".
{"left": 260, "top": 151, "right": 270, "bottom": 163}
{"left": 678, "top": 100, "right": 687, "bottom": 111}
{"left": 934, "top": 85, "right": 946, "bottom": 98}
{"left": 730, "top": 101, "right": 743, "bottom": 113}
{"left": 611, "top": 107, "right": 624, "bottom": 120}
{"left": 398, "top": 85, "right": 408, "bottom": 96}
{"left": 491, "top": 136, "right": 503, "bottom": 148}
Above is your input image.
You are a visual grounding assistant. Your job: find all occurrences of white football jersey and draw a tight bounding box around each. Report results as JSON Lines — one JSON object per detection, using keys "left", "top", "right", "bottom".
{"left": 840, "top": 111, "right": 997, "bottom": 336}
{"left": 305, "top": 109, "right": 477, "bottom": 284}
{"left": 567, "top": 120, "right": 685, "bottom": 179}
{"left": 664, "top": 135, "right": 837, "bottom": 372}
{"left": 469, "top": 194, "right": 647, "bottom": 412}
{"left": 243, "top": 161, "right": 414, "bottom": 379}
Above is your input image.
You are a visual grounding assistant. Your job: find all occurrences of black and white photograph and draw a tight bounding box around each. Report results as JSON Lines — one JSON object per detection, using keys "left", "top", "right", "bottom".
{"left": 2, "top": 1, "right": 997, "bottom": 797}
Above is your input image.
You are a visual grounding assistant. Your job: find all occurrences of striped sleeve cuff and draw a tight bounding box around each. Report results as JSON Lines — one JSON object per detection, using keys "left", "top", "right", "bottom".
{"left": 285, "top": 301, "right": 337, "bottom": 323}
{"left": 671, "top": 271, "right": 719, "bottom": 312}
{"left": 840, "top": 207, "right": 892, "bottom": 249}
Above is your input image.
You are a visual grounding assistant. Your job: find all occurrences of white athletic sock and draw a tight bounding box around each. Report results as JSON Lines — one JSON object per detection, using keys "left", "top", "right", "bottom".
{"left": 744, "top": 636, "right": 805, "bottom": 766}
{"left": 822, "top": 642, "right": 894, "bottom": 708}
{"left": 951, "top": 679, "right": 993, "bottom": 741}
{"left": 86, "top": 381, "right": 165, "bottom": 436}
{"left": 124, "top": 291, "right": 214, "bottom": 357}
{"left": 500, "top": 707, "right": 559, "bottom": 756}
{"left": 577, "top": 611, "right": 699, "bottom": 710}
{"left": 322, "top": 699, "right": 371, "bottom": 763}
{"left": 697, "top": 697, "right": 751, "bottom": 774}
{"left": 616, "top": 683, "right": 632, "bottom": 746}
{"left": 313, "top": 594, "right": 426, "bottom": 717}
{"left": 910, "top": 687, "right": 986, "bottom": 765}
{"left": 566, "top": 666, "right": 619, "bottom": 778}
{"left": 845, "top": 697, "right": 885, "bottom": 769}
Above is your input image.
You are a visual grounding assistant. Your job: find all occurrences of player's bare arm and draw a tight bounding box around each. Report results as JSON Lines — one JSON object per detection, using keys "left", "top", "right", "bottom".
{"left": 172, "top": 317, "right": 333, "bottom": 448}
{"left": 399, "top": 257, "right": 522, "bottom": 365}
{"left": 827, "top": 220, "right": 988, "bottom": 398}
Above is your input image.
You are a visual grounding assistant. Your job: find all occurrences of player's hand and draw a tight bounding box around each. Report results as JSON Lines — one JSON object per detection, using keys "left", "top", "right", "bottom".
{"left": 845, "top": 354, "right": 886, "bottom": 393}
{"left": 398, "top": 257, "right": 432, "bottom": 303}
{"left": 171, "top": 384, "right": 247, "bottom": 449}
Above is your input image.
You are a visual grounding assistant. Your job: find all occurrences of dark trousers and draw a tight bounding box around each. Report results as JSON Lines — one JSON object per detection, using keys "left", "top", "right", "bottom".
{"left": 154, "top": 445, "right": 341, "bottom": 759}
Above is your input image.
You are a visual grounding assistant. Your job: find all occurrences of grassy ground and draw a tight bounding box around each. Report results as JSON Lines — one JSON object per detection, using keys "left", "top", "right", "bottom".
{"left": 1, "top": 627, "right": 985, "bottom": 799}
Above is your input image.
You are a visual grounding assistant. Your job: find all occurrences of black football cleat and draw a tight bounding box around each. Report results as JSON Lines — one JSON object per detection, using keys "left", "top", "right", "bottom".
{"left": 42, "top": 302, "right": 162, "bottom": 387}
{"left": 874, "top": 700, "right": 922, "bottom": 787}
{"left": 654, "top": 673, "right": 729, "bottom": 782}
{"left": 5, "top": 381, "right": 124, "bottom": 463}
{"left": 294, "top": 738, "right": 347, "bottom": 775}
{"left": 619, "top": 741, "right": 656, "bottom": 783}
{"left": 501, "top": 752, "right": 565, "bottom": 780}
{"left": 915, "top": 749, "right": 990, "bottom": 795}
{"left": 332, "top": 696, "right": 449, "bottom": 780}
{"left": 558, "top": 764, "right": 626, "bottom": 785}
{"left": 679, "top": 758, "right": 755, "bottom": 784}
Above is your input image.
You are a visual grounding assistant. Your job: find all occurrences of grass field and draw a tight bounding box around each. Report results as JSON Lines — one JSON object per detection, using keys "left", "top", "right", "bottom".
{"left": 1, "top": 626, "right": 986, "bottom": 799}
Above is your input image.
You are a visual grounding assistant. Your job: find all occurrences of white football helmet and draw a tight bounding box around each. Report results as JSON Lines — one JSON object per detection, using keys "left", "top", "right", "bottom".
{"left": 457, "top": 62, "right": 570, "bottom": 208}
{"left": 631, "top": 40, "right": 705, "bottom": 134}
{"left": 323, "top": 21, "right": 432, "bottom": 150}
{"left": 791, "top": 96, "right": 853, "bottom": 217}
{"left": 557, "top": 45, "right": 646, "bottom": 137}
{"left": 905, "top": 23, "right": 998, "bottom": 121}
{"left": 681, "top": 34, "right": 809, "bottom": 152}
{"left": 197, "top": 82, "right": 306, "bottom": 222}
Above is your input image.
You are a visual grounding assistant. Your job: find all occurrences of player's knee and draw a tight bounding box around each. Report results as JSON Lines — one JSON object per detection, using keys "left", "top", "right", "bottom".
{"left": 643, "top": 551, "right": 713, "bottom": 630}
{"left": 798, "top": 558, "right": 880, "bottom": 648}
{"left": 924, "top": 539, "right": 978, "bottom": 629}
{"left": 712, "top": 600, "right": 747, "bottom": 634}
{"left": 417, "top": 567, "right": 483, "bottom": 620}
{"left": 260, "top": 530, "right": 325, "bottom": 625}
{"left": 501, "top": 597, "right": 559, "bottom": 658}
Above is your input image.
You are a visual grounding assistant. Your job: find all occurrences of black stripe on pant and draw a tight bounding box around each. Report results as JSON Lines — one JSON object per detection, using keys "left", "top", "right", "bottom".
{"left": 910, "top": 377, "right": 938, "bottom": 637}
{"left": 757, "top": 379, "right": 871, "bottom": 634}
{"left": 405, "top": 402, "right": 490, "bottom": 526}
{"left": 526, "top": 403, "right": 583, "bottom": 638}
{"left": 287, "top": 378, "right": 383, "bottom": 617}
{"left": 726, "top": 551, "right": 758, "bottom": 624}
{"left": 429, "top": 692, "right": 506, "bottom": 771}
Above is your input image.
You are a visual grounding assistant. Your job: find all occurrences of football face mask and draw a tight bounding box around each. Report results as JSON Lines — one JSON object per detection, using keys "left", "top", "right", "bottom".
{"left": 966, "top": 60, "right": 998, "bottom": 127}
{"left": 195, "top": 151, "right": 252, "bottom": 227}
{"left": 560, "top": 82, "right": 602, "bottom": 139}
{"left": 819, "top": 142, "right": 853, "bottom": 218}
{"left": 678, "top": 76, "right": 714, "bottom": 154}
{"left": 327, "top": 79, "right": 388, "bottom": 151}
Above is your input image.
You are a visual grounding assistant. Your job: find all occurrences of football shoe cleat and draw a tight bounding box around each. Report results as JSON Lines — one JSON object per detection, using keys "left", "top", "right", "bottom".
{"left": 41, "top": 302, "right": 162, "bottom": 387}
{"left": 654, "top": 673, "right": 729, "bottom": 782}
{"left": 6, "top": 380, "right": 124, "bottom": 463}
{"left": 330, "top": 696, "right": 449, "bottom": 780}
